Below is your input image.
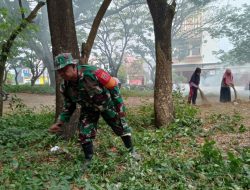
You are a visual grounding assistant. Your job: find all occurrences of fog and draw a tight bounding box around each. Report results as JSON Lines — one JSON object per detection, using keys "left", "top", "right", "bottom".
{"left": 1, "top": 0, "right": 249, "bottom": 91}
{"left": 175, "top": 64, "right": 250, "bottom": 100}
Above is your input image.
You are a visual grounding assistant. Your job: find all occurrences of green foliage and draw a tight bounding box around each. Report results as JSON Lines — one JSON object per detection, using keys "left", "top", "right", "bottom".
{"left": 3, "top": 84, "right": 153, "bottom": 97}
{"left": 117, "top": 65, "right": 127, "bottom": 84}
{"left": 209, "top": 5, "right": 250, "bottom": 65}
{"left": 0, "top": 7, "right": 16, "bottom": 41}
{"left": 207, "top": 112, "right": 246, "bottom": 134}
{"left": 0, "top": 97, "right": 54, "bottom": 166}
{"left": 193, "top": 141, "right": 250, "bottom": 189}
{"left": 166, "top": 90, "right": 203, "bottom": 137}
{"left": 120, "top": 89, "right": 153, "bottom": 97}
{"left": 6, "top": 73, "right": 14, "bottom": 84}
{"left": 4, "top": 84, "right": 55, "bottom": 94}
{"left": 127, "top": 102, "right": 154, "bottom": 130}
{"left": 200, "top": 140, "right": 223, "bottom": 165}
{"left": 0, "top": 3, "right": 38, "bottom": 59}
{"left": 1, "top": 94, "right": 249, "bottom": 189}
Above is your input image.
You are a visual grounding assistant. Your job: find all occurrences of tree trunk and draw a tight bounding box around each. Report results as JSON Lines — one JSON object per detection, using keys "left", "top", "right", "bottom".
{"left": 14, "top": 69, "right": 19, "bottom": 85}
{"left": 147, "top": 0, "right": 176, "bottom": 127}
{"left": 46, "top": 0, "right": 80, "bottom": 120}
{"left": 28, "top": 41, "right": 56, "bottom": 87}
{"left": 47, "top": 0, "right": 112, "bottom": 139}
{"left": 3, "top": 68, "right": 8, "bottom": 84}
{"left": 43, "top": 55, "right": 56, "bottom": 87}
{"left": 31, "top": 78, "right": 35, "bottom": 86}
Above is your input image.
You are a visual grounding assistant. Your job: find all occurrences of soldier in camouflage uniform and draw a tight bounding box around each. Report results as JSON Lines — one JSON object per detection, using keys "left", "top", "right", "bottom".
{"left": 49, "top": 53, "right": 136, "bottom": 166}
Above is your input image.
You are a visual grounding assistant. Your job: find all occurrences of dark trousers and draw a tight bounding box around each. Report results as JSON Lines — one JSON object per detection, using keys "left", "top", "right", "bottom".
{"left": 188, "top": 87, "right": 198, "bottom": 105}
{"left": 220, "top": 86, "right": 231, "bottom": 102}
{"left": 78, "top": 106, "right": 131, "bottom": 145}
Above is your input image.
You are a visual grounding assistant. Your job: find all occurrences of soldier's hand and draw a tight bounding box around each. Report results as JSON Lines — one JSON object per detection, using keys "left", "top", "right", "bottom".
{"left": 48, "top": 122, "right": 63, "bottom": 133}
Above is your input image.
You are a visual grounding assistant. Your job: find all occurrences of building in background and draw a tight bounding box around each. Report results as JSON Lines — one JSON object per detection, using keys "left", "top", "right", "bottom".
{"left": 124, "top": 56, "right": 145, "bottom": 86}
{"left": 173, "top": 11, "right": 204, "bottom": 65}
{"left": 11, "top": 67, "right": 50, "bottom": 85}
{"left": 172, "top": 10, "right": 221, "bottom": 82}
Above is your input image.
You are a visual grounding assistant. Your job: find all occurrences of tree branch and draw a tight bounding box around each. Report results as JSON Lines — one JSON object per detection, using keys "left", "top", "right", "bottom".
{"left": 18, "top": 0, "right": 26, "bottom": 19}
{"left": 0, "top": 1, "right": 45, "bottom": 68}
{"left": 81, "top": 0, "right": 112, "bottom": 64}
{"left": 75, "top": 0, "right": 144, "bottom": 26}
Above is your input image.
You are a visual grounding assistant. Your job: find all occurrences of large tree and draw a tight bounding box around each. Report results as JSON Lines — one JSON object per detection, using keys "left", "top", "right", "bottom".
{"left": 46, "top": 0, "right": 112, "bottom": 131}
{"left": 46, "top": 0, "right": 80, "bottom": 119}
{"left": 147, "top": 0, "right": 176, "bottom": 127}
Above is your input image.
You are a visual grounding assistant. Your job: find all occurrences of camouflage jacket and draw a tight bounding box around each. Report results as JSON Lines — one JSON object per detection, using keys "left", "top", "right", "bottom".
{"left": 59, "top": 65, "right": 123, "bottom": 122}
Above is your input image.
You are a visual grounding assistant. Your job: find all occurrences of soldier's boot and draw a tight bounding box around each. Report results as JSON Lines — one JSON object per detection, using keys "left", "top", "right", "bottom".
{"left": 121, "top": 135, "right": 141, "bottom": 161}
{"left": 82, "top": 142, "right": 94, "bottom": 170}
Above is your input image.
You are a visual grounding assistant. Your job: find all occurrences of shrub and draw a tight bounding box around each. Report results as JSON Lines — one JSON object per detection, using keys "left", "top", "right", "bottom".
{"left": 1, "top": 91, "right": 249, "bottom": 189}
{"left": 4, "top": 84, "right": 55, "bottom": 94}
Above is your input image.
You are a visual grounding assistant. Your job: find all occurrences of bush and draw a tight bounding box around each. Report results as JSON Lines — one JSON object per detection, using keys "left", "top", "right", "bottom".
{"left": 4, "top": 84, "right": 55, "bottom": 94}
{"left": 1, "top": 92, "right": 249, "bottom": 189}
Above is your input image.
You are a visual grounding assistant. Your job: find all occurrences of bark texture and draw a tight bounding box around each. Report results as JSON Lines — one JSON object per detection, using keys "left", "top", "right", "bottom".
{"left": 46, "top": 0, "right": 80, "bottom": 119}
{"left": 147, "top": 0, "right": 176, "bottom": 127}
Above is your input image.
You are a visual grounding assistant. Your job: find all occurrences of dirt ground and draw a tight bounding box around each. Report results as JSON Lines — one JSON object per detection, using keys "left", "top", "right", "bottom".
{"left": 3, "top": 93, "right": 250, "bottom": 121}
{"left": 2, "top": 93, "right": 154, "bottom": 112}
{"left": 3, "top": 93, "right": 250, "bottom": 150}
{"left": 197, "top": 96, "right": 250, "bottom": 127}
{"left": 196, "top": 96, "right": 250, "bottom": 151}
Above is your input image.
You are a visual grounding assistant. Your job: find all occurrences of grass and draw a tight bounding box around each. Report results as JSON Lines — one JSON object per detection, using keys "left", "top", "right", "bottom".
{"left": 0, "top": 93, "right": 249, "bottom": 189}
{"left": 120, "top": 89, "right": 153, "bottom": 97}
{"left": 4, "top": 84, "right": 153, "bottom": 97}
{"left": 4, "top": 84, "right": 55, "bottom": 94}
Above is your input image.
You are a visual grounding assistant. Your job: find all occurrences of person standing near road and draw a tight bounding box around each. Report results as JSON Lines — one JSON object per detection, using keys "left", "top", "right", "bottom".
{"left": 48, "top": 53, "right": 139, "bottom": 168}
{"left": 220, "top": 69, "right": 234, "bottom": 102}
{"left": 188, "top": 67, "right": 201, "bottom": 105}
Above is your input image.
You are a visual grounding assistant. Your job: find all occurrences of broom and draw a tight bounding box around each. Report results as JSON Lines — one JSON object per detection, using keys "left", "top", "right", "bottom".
{"left": 230, "top": 85, "right": 238, "bottom": 102}
{"left": 198, "top": 88, "right": 210, "bottom": 104}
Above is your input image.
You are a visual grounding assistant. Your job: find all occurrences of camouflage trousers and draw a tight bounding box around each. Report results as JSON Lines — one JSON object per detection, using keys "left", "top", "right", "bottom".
{"left": 78, "top": 104, "right": 131, "bottom": 144}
